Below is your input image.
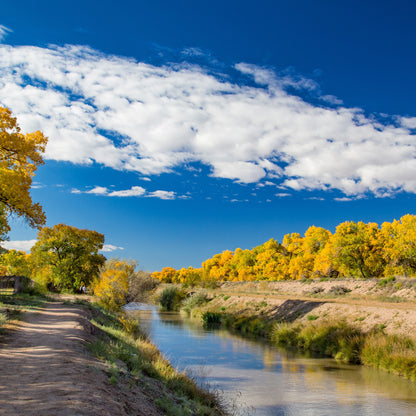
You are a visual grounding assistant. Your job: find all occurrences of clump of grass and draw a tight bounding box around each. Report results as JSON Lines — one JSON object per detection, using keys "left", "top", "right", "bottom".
{"left": 377, "top": 276, "right": 396, "bottom": 288}
{"left": 272, "top": 320, "right": 363, "bottom": 363}
{"left": 202, "top": 312, "right": 222, "bottom": 328}
{"left": 181, "top": 291, "right": 210, "bottom": 315}
{"left": 0, "top": 312, "right": 7, "bottom": 327}
{"left": 328, "top": 285, "right": 351, "bottom": 296}
{"left": 361, "top": 333, "right": 416, "bottom": 380}
{"left": 307, "top": 314, "right": 319, "bottom": 321}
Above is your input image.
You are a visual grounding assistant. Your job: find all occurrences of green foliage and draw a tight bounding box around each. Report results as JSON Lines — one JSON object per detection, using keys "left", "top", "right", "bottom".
{"left": 0, "top": 311, "right": 6, "bottom": 327}
{"left": 31, "top": 223, "right": 105, "bottom": 292}
{"left": 181, "top": 291, "right": 210, "bottom": 314}
{"left": 377, "top": 276, "right": 396, "bottom": 288}
{"left": 202, "top": 312, "right": 222, "bottom": 327}
{"left": 0, "top": 250, "right": 31, "bottom": 276}
{"left": 158, "top": 286, "right": 187, "bottom": 311}
{"left": 272, "top": 320, "right": 364, "bottom": 363}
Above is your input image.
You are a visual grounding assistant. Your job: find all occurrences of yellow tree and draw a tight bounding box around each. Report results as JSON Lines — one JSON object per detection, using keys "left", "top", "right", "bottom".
{"left": 288, "top": 226, "right": 333, "bottom": 280}
{"left": 381, "top": 214, "right": 416, "bottom": 276}
{"left": 151, "top": 266, "right": 178, "bottom": 283}
{"left": 0, "top": 249, "right": 31, "bottom": 276}
{"left": 94, "top": 259, "right": 135, "bottom": 311}
{"left": 254, "top": 238, "right": 288, "bottom": 280}
{"left": 0, "top": 107, "right": 48, "bottom": 234}
{"left": 332, "top": 221, "right": 385, "bottom": 278}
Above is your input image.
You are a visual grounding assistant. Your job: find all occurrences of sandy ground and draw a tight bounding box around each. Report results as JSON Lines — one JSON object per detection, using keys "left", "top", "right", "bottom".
{"left": 203, "top": 279, "right": 416, "bottom": 338}
{"left": 0, "top": 301, "right": 164, "bottom": 416}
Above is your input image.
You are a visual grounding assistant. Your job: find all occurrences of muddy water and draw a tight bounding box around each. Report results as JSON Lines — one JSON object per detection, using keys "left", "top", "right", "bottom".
{"left": 125, "top": 303, "right": 416, "bottom": 416}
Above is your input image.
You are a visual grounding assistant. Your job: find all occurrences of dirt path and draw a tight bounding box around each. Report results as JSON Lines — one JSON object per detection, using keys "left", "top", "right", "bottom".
{"left": 0, "top": 301, "right": 162, "bottom": 416}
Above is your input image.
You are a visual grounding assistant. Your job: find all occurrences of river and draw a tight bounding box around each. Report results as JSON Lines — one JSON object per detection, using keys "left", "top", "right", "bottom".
{"left": 125, "top": 303, "right": 416, "bottom": 416}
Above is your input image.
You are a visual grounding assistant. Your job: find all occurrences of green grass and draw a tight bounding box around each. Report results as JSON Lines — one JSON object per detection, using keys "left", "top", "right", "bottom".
{"left": 82, "top": 301, "right": 225, "bottom": 415}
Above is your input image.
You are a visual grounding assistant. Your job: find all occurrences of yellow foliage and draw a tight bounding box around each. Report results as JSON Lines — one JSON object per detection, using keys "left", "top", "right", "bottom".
{"left": 0, "top": 107, "right": 47, "bottom": 230}
{"left": 94, "top": 259, "right": 133, "bottom": 311}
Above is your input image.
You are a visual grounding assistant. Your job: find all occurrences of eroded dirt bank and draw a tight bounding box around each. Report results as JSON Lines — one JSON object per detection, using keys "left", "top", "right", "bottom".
{"left": 0, "top": 301, "right": 167, "bottom": 416}
{"left": 199, "top": 279, "right": 416, "bottom": 338}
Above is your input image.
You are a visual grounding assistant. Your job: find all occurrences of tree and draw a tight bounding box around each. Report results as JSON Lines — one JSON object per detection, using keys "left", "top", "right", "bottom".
{"left": 0, "top": 107, "right": 48, "bottom": 233}
{"left": 31, "top": 223, "right": 105, "bottom": 291}
{"left": 0, "top": 249, "right": 31, "bottom": 276}
{"left": 94, "top": 259, "right": 136, "bottom": 311}
{"left": 332, "top": 221, "right": 385, "bottom": 278}
{"left": 381, "top": 214, "right": 416, "bottom": 276}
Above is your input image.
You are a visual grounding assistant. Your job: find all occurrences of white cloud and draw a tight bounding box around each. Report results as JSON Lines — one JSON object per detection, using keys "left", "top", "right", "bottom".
{"left": 0, "top": 25, "right": 12, "bottom": 42}
{"left": 0, "top": 239, "right": 36, "bottom": 252}
{"left": 0, "top": 44, "right": 415, "bottom": 197}
{"left": 100, "top": 244, "right": 124, "bottom": 252}
{"left": 74, "top": 185, "right": 178, "bottom": 200}
{"left": 147, "top": 190, "right": 176, "bottom": 200}
{"left": 108, "top": 186, "right": 146, "bottom": 197}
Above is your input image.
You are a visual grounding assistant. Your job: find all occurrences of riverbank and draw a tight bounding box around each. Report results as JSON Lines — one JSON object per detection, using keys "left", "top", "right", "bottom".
{"left": 175, "top": 279, "right": 416, "bottom": 380}
{"left": 0, "top": 293, "right": 226, "bottom": 416}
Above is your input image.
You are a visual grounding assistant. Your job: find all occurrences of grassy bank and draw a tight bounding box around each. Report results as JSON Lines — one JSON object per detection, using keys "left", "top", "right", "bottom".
{"left": 179, "top": 288, "right": 416, "bottom": 381}
{"left": 78, "top": 299, "right": 227, "bottom": 416}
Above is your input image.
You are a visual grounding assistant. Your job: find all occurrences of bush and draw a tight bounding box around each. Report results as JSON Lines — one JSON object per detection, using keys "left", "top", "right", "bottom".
{"left": 158, "top": 286, "right": 187, "bottom": 311}
{"left": 202, "top": 312, "right": 222, "bottom": 327}
{"left": 181, "top": 291, "right": 210, "bottom": 314}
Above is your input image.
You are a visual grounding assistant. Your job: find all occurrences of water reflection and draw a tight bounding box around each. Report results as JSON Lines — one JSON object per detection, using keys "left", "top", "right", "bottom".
{"left": 125, "top": 303, "right": 416, "bottom": 415}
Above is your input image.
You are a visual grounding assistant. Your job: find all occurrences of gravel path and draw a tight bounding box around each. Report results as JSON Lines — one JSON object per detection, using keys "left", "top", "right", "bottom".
{"left": 0, "top": 302, "right": 157, "bottom": 416}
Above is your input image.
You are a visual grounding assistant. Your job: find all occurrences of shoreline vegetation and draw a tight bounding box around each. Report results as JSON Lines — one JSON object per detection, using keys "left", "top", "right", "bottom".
{"left": 155, "top": 279, "right": 416, "bottom": 381}
{"left": 0, "top": 291, "right": 227, "bottom": 416}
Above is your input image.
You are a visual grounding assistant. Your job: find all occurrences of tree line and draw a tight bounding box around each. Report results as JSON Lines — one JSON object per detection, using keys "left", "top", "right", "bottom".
{"left": 152, "top": 215, "right": 416, "bottom": 285}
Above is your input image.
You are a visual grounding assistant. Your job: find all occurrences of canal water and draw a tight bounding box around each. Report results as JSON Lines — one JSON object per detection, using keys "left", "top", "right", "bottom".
{"left": 125, "top": 303, "right": 416, "bottom": 416}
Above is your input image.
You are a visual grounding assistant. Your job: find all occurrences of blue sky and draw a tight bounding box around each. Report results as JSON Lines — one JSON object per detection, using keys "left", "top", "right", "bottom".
{"left": 1, "top": 0, "right": 416, "bottom": 271}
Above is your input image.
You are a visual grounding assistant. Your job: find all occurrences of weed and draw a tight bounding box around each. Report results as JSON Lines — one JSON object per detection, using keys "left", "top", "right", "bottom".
{"left": 307, "top": 314, "right": 319, "bottom": 321}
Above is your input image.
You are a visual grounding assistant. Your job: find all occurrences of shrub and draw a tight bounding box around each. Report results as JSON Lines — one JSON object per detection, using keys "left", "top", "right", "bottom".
{"left": 181, "top": 291, "right": 210, "bottom": 314}
{"left": 202, "top": 312, "right": 222, "bottom": 327}
{"left": 158, "top": 286, "right": 186, "bottom": 311}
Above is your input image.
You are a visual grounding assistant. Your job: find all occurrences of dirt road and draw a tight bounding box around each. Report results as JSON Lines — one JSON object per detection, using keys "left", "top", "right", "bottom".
{"left": 0, "top": 302, "right": 162, "bottom": 416}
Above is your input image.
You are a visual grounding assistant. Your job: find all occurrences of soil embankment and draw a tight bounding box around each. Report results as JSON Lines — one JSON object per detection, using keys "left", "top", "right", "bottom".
{"left": 199, "top": 279, "right": 416, "bottom": 338}
{"left": 0, "top": 301, "right": 166, "bottom": 416}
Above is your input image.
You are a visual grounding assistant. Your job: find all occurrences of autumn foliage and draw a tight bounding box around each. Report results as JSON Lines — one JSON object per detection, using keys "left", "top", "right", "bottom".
{"left": 0, "top": 107, "right": 48, "bottom": 232}
{"left": 152, "top": 215, "right": 416, "bottom": 284}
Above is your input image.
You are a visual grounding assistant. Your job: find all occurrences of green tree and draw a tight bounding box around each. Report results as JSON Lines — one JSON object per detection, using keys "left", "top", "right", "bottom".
{"left": 0, "top": 107, "right": 48, "bottom": 234}
{"left": 332, "top": 221, "right": 385, "bottom": 278}
{"left": 0, "top": 249, "right": 31, "bottom": 276}
{"left": 31, "top": 223, "right": 105, "bottom": 291}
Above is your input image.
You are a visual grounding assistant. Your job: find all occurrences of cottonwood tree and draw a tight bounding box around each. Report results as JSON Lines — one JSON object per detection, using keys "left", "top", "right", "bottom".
{"left": 31, "top": 224, "right": 105, "bottom": 291}
{"left": 94, "top": 259, "right": 136, "bottom": 311}
{"left": 0, "top": 107, "right": 48, "bottom": 238}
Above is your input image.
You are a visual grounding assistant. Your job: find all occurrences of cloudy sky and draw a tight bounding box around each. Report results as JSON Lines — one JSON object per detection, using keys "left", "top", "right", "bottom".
{"left": 1, "top": 0, "right": 416, "bottom": 270}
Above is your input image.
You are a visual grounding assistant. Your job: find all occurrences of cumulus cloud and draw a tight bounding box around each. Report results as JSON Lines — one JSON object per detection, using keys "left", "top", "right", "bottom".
{"left": 73, "top": 185, "right": 178, "bottom": 199}
{"left": 100, "top": 244, "right": 124, "bottom": 252}
{"left": 0, "top": 239, "right": 36, "bottom": 252}
{"left": 0, "top": 44, "right": 415, "bottom": 196}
